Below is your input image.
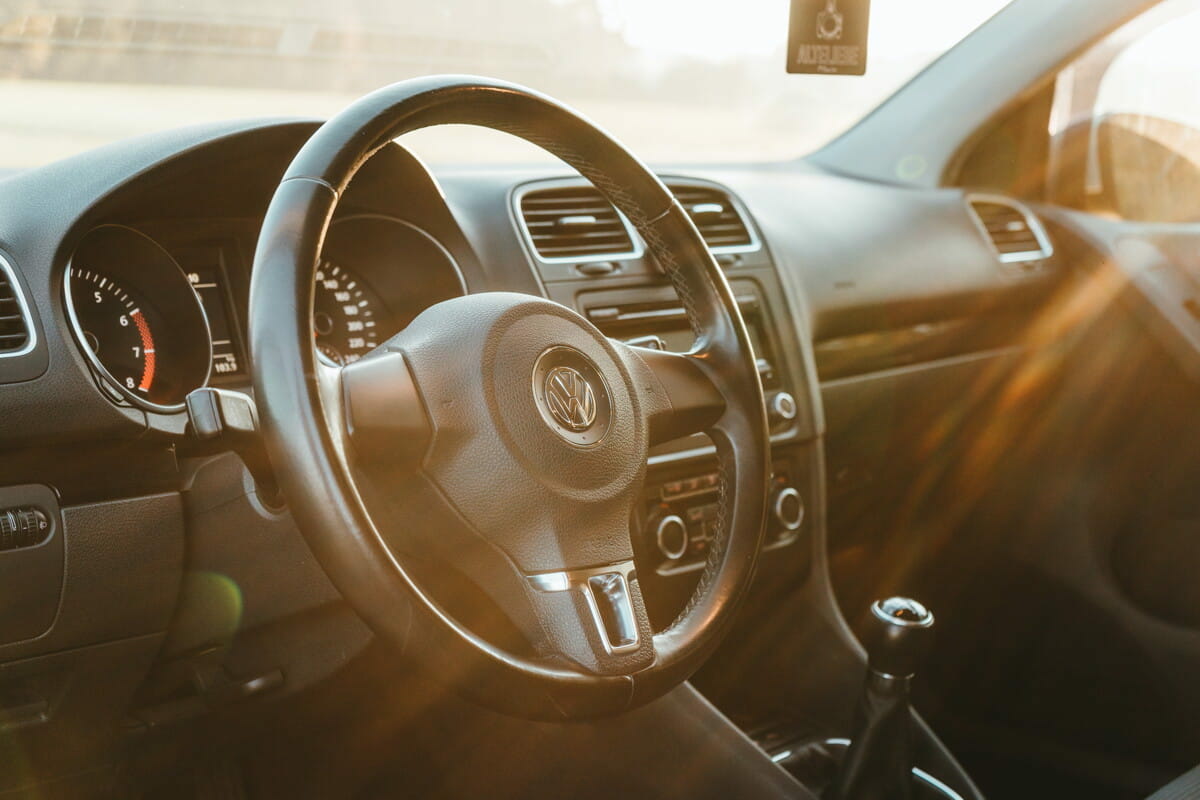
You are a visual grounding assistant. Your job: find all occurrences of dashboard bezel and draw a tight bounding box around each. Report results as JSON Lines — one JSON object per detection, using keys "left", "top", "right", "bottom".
{"left": 63, "top": 224, "right": 214, "bottom": 413}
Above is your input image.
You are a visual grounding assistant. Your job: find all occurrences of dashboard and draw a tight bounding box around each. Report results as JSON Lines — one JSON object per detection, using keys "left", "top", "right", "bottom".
{"left": 0, "top": 117, "right": 1073, "bottom": 791}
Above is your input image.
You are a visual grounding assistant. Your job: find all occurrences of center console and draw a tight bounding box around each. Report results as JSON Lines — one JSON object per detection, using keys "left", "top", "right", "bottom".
{"left": 639, "top": 454, "right": 808, "bottom": 575}
{"left": 575, "top": 279, "right": 810, "bottom": 575}
{"left": 525, "top": 176, "right": 819, "bottom": 623}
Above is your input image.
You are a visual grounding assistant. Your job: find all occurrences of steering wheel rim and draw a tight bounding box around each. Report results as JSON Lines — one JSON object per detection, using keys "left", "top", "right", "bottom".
{"left": 249, "top": 75, "right": 770, "bottom": 720}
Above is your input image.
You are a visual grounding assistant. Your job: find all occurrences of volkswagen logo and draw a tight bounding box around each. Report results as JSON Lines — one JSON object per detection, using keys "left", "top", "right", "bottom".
{"left": 543, "top": 366, "right": 597, "bottom": 432}
{"left": 532, "top": 347, "right": 612, "bottom": 446}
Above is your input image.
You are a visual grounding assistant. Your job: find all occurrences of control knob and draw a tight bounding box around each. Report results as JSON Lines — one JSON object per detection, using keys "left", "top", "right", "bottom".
{"left": 653, "top": 513, "right": 689, "bottom": 561}
{"left": 771, "top": 487, "right": 804, "bottom": 532}
{"left": 769, "top": 391, "right": 798, "bottom": 425}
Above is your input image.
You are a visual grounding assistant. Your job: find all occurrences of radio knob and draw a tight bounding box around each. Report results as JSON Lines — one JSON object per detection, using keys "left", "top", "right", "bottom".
{"left": 654, "top": 514, "right": 689, "bottom": 561}
{"left": 772, "top": 487, "right": 805, "bottom": 532}
{"left": 769, "top": 391, "right": 798, "bottom": 425}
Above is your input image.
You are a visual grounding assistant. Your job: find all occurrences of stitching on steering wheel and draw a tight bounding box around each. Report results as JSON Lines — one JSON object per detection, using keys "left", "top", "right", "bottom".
{"left": 636, "top": 218, "right": 732, "bottom": 639}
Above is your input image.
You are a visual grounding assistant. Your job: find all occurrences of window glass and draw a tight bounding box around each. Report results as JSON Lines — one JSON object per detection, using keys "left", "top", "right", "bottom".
{"left": 0, "top": 0, "right": 1011, "bottom": 168}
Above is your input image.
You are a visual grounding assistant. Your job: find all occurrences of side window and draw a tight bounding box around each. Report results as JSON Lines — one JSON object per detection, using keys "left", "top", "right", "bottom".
{"left": 1049, "top": 0, "right": 1200, "bottom": 221}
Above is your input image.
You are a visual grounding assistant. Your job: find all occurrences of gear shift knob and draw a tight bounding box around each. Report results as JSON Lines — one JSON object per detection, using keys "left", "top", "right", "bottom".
{"left": 830, "top": 597, "right": 936, "bottom": 800}
{"left": 864, "top": 597, "right": 935, "bottom": 678}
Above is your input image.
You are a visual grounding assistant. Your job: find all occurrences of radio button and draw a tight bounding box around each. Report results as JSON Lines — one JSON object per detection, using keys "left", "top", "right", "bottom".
{"left": 661, "top": 480, "right": 684, "bottom": 498}
{"left": 772, "top": 487, "right": 805, "bottom": 532}
{"left": 654, "top": 514, "right": 689, "bottom": 561}
{"left": 769, "top": 391, "right": 798, "bottom": 425}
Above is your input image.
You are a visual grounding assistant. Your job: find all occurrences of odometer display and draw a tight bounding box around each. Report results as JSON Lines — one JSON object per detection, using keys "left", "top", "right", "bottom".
{"left": 313, "top": 260, "right": 388, "bottom": 365}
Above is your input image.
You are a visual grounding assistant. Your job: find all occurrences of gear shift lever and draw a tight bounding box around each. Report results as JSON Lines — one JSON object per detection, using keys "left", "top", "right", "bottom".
{"left": 829, "top": 597, "right": 935, "bottom": 800}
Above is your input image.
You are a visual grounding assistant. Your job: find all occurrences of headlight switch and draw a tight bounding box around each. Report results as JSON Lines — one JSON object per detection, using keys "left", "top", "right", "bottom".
{"left": 0, "top": 506, "right": 51, "bottom": 551}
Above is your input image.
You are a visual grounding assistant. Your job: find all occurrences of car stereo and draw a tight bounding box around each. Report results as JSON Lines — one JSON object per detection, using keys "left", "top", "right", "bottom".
{"left": 639, "top": 454, "right": 808, "bottom": 576}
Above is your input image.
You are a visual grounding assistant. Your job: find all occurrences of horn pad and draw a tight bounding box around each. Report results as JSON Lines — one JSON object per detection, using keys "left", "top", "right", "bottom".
{"left": 393, "top": 292, "right": 646, "bottom": 573}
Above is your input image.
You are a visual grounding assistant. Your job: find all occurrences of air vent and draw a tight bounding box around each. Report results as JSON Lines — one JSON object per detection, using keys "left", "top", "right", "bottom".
{"left": 968, "top": 195, "right": 1053, "bottom": 263}
{"left": 518, "top": 185, "right": 639, "bottom": 262}
{"left": 669, "top": 184, "right": 757, "bottom": 253}
{"left": 0, "top": 259, "right": 32, "bottom": 356}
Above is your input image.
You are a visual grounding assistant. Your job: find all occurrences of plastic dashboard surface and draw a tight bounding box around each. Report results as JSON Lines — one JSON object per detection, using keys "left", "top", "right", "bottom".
{"left": 0, "top": 117, "right": 1066, "bottom": 659}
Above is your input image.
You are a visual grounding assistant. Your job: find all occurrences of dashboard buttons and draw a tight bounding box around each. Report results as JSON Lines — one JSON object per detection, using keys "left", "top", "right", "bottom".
{"left": 654, "top": 513, "right": 689, "bottom": 561}
{"left": 647, "top": 460, "right": 804, "bottom": 575}
{"left": 660, "top": 471, "right": 719, "bottom": 500}
{"left": 769, "top": 391, "right": 798, "bottom": 425}
{"left": 772, "top": 487, "right": 805, "bottom": 532}
{"left": 0, "top": 506, "right": 50, "bottom": 551}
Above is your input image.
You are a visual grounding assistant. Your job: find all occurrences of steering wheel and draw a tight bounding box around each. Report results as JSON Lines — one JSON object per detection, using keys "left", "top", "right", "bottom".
{"left": 249, "top": 76, "right": 770, "bottom": 720}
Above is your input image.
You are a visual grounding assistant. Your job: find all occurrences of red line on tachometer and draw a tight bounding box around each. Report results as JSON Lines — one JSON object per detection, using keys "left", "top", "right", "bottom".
{"left": 131, "top": 310, "right": 156, "bottom": 392}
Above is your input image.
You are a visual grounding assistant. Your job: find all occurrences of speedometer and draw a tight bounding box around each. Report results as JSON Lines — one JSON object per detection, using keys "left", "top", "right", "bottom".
{"left": 312, "top": 215, "right": 464, "bottom": 365}
{"left": 313, "top": 260, "right": 389, "bottom": 365}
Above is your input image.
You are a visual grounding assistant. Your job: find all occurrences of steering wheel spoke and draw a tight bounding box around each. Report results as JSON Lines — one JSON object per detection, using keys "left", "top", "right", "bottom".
{"left": 615, "top": 341, "right": 726, "bottom": 445}
{"left": 338, "top": 349, "right": 432, "bottom": 468}
{"left": 525, "top": 559, "right": 656, "bottom": 674}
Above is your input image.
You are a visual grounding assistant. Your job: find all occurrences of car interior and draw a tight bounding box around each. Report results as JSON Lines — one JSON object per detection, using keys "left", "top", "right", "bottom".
{"left": 4, "top": 0, "right": 1200, "bottom": 797}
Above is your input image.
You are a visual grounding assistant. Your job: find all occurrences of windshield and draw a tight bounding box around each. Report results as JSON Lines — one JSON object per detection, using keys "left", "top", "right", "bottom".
{"left": 0, "top": 0, "right": 1011, "bottom": 169}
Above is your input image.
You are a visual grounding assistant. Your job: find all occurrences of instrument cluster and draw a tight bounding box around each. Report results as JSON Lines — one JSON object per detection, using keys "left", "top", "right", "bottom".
{"left": 64, "top": 214, "right": 465, "bottom": 412}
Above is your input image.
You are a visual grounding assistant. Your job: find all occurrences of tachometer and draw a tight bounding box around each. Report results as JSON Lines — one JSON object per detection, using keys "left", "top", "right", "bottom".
{"left": 69, "top": 269, "right": 163, "bottom": 397}
{"left": 66, "top": 226, "right": 211, "bottom": 411}
{"left": 313, "top": 259, "right": 388, "bottom": 365}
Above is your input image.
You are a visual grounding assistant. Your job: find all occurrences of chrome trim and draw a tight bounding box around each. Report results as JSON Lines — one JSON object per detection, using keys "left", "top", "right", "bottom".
{"left": 0, "top": 253, "right": 37, "bottom": 358}
{"left": 654, "top": 514, "right": 689, "bottom": 561}
{"left": 871, "top": 597, "right": 934, "bottom": 628}
{"left": 647, "top": 430, "right": 795, "bottom": 467}
{"left": 965, "top": 192, "right": 1055, "bottom": 264}
{"left": 527, "top": 571, "right": 572, "bottom": 592}
{"left": 527, "top": 560, "right": 640, "bottom": 655}
{"left": 913, "top": 768, "right": 966, "bottom": 800}
{"left": 531, "top": 346, "right": 612, "bottom": 447}
{"left": 586, "top": 294, "right": 757, "bottom": 327}
{"left": 543, "top": 365, "right": 598, "bottom": 432}
{"left": 648, "top": 441, "right": 719, "bottom": 466}
{"left": 770, "top": 391, "right": 799, "bottom": 423}
{"left": 816, "top": 739, "right": 964, "bottom": 800}
{"left": 512, "top": 178, "right": 645, "bottom": 265}
{"left": 772, "top": 487, "right": 805, "bottom": 532}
